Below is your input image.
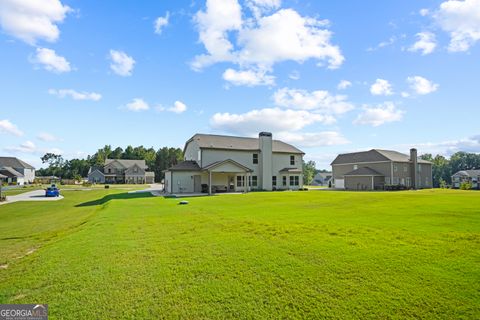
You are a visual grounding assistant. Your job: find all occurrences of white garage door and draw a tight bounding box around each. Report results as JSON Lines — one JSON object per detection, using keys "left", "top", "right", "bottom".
{"left": 335, "top": 179, "right": 344, "bottom": 189}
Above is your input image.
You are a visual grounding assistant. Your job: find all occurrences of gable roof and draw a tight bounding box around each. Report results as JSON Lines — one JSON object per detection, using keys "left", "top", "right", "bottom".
{"left": 452, "top": 169, "right": 480, "bottom": 177}
{"left": 0, "top": 157, "right": 35, "bottom": 169}
{"left": 344, "top": 167, "right": 384, "bottom": 176}
{"left": 331, "top": 149, "right": 432, "bottom": 165}
{"left": 167, "top": 161, "right": 201, "bottom": 171}
{"left": 0, "top": 173, "right": 7, "bottom": 178}
{"left": 105, "top": 159, "right": 147, "bottom": 169}
{"left": 0, "top": 167, "right": 24, "bottom": 177}
{"left": 203, "top": 159, "right": 253, "bottom": 172}
{"left": 185, "top": 133, "right": 304, "bottom": 154}
{"left": 88, "top": 165, "right": 104, "bottom": 174}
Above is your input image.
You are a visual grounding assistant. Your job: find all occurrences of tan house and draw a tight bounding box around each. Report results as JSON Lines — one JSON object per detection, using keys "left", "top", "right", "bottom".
{"left": 0, "top": 157, "right": 35, "bottom": 185}
{"left": 164, "top": 132, "right": 304, "bottom": 194}
{"left": 452, "top": 170, "right": 480, "bottom": 189}
{"left": 331, "top": 148, "right": 432, "bottom": 190}
{"left": 88, "top": 159, "right": 155, "bottom": 184}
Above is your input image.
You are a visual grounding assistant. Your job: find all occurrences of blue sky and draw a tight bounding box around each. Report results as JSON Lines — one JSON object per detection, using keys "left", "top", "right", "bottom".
{"left": 0, "top": 0, "right": 479, "bottom": 169}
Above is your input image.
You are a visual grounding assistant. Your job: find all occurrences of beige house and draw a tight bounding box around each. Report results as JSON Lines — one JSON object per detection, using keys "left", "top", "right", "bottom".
{"left": 164, "top": 132, "right": 304, "bottom": 194}
{"left": 452, "top": 170, "right": 480, "bottom": 189}
{"left": 331, "top": 148, "right": 433, "bottom": 190}
{"left": 0, "top": 157, "right": 35, "bottom": 185}
{"left": 88, "top": 159, "right": 155, "bottom": 184}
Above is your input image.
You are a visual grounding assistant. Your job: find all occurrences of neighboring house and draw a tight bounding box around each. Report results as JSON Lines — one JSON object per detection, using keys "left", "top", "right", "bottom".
{"left": 451, "top": 170, "right": 480, "bottom": 189}
{"left": 331, "top": 148, "right": 433, "bottom": 190}
{"left": 164, "top": 132, "right": 304, "bottom": 194}
{"left": 311, "top": 172, "right": 332, "bottom": 187}
{"left": 0, "top": 157, "right": 35, "bottom": 185}
{"left": 87, "top": 159, "right": 155, "bottom": 184}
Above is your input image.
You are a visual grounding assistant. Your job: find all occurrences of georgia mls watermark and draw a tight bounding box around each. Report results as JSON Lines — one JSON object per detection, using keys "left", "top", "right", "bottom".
{"left": 0, "top": 304, "right": 48, "bottom": 320}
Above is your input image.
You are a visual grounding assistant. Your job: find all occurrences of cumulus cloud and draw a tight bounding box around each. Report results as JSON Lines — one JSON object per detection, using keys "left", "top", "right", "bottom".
{"left": 370, "top": 79, "right": 393, "bottom": 96}
{"left": 109, "top": 50, "right": 135, "bottom": 76}
{"left": 4, "top": 140, "right": 62, "bottom": 155}
{"left": 192, "top": 1, "right": 344, "bottom": 74}
{"left": 154, "top": 12, "right": 170, "bottom": 35}
{"left": 31, "top": 47, "right": 71, "bottom": 73}
{"left": 156, "top": 101, "right": 188, "bottom": 114}
{"left": 210, "top": 107, "right": 335, "bottom": 135}
{"left": 273, "top": 87, "right": 354, "bottom": 114}
{"left": 0, "top": 0, "right": 71, "bottom": 45}
{"left": 398, "top": 135, "right": 480, "bottom": 156}
{"left": 246, "top": 0, "right": 281, "bottom": 18}
{"left": 37, "top": 132, "right": 60, "bottom": 142}
{"left": 354, "top": 102, "right": 404, "bottom": 127}
{"left": 407, "top": 76, "right": 439, "bottom": 95}
{"left": 419, "top": 8, "right": 430, "bottom": 16}
{"left": 0, "top": 119, "right": 23, "bottom": 136}
{"left": 125, "top": 98, "right": 149, "bottom": 112}
{"left": 434, "top": 0, "right": 480, "bottom": 52}
{"left": 408, "top": 32, "right": 437, "bottom": 55}
{"left": 223, "top": 68, "right": 275, "bottom": 86}
{"left": 337, "top": 80, "right": 352, "bottom": 90}
{"left": 48, "top": 89, "right": 102, "bottom": 101}
{"left": 276, "top": 131, "right": 350, "bottom": 148}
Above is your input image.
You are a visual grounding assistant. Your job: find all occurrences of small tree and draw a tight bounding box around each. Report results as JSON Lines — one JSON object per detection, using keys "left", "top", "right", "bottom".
{"left": 439, "top": 179, "right": 447, "bottom": 189}
{"left": 460, "top": 181, "right": 472, "bottom": 190}
{"left": 302, "top": 160, "right": 316, "bottom": 186}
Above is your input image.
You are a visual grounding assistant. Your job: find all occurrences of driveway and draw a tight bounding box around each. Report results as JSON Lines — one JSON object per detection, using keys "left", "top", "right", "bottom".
{"left": 0, "top": 189, "right": 64, "bottom": 206}
{"left": 128, "top": 183, "right": 164, "bottom": 196}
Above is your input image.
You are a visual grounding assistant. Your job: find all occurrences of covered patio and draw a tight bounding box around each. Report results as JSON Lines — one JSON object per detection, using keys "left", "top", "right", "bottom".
{"left": 203, "top": 159, "right": 253, "bottom": 195}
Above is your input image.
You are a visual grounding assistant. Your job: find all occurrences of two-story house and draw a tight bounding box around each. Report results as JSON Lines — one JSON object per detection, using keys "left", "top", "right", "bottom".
{"left": 0, "top": 157, "right": 35, "bottom": 185}
{"left": 452, "top": 170, "right": 480, "bottom": 189}
{"left": 88, "top": 159, "right": 155, "bottom": 184}
{"left": 164, "top": 132, "right": 304, "bottom": 194}
{"left": 331, "top": 148, "right": 433, "bottom": 190}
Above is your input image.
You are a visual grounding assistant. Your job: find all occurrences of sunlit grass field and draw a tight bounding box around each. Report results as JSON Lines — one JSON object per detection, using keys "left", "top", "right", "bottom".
{"left": 0, "top": 189, "right": 479, "bottom": 319}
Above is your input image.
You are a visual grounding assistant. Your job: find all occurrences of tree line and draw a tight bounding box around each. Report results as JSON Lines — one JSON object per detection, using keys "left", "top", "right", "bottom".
{"left": 37, "top": 145, "right": 183, "bottom": 182}
{"left": 420, "top": 151, "right": 480, "bottom": 187}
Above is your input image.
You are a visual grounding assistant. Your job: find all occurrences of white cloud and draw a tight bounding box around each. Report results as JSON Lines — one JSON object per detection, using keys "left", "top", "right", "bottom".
{"left": 4, "top": 140, "right": 62, "bottom": 155}
{"left": 31, "top": 47, "right": 71, "bottom": 73}
{"left": 125, "top": 98, "right": 149, "bottom": 112}
{"left": 154, "top": 12, "right": 170, "bottom": 35}
{"left": 109, "top": 50, "right": 135, "bottom": 76}
{"left": 276, "top": 131, "right": 350, "bottom": 148}
{"left": 157, "top": 101, "right": 188, "bottom": 114}
{"left": 354, "top": 102, "right": 404, "bottom": 127}
{"left": 37, "top": 132, "right": 60, "bottom": 142}
{"left": 397, "top": 135, "right": 480, "bottom": 156}
{"left": 0, "top": 119, "right": 23, "bottom": 136}
{"left": 288, "top": 70, "right": 300, "bottom": 80}
{"left": 210, "top": 107, "right": 335, "bottom": 135}
{"left": 337, "top": 80, "right": 352, "bottom": 90}
{"left": 419, "top": 8, "right": 430, "bottom": 16}
{"left": 370, "top": 79, "right": 393, "bottom": 96}
{"left": 434, "top": 0, "right": 480, "bottom": 52}
{"left": 0, "top": 0, "right": 71, "bottom": 45}
{"left": 192, "top": 1, "right": 344, "bottom": 71}
{"left": 273, "top": 87, "right": 354, "bottom": 114}
{"left": 407, "top": 76, "right": 439, "bottom": 95}
{"left": 367, "top": 36, "right": 397, "bottom": 51}
{"left": 408, "top": 31, "right": 437, "bottom": 55}
{"left": 169, "top": 101, "right": 187, "bottom": 114}
{"left": 222, "top": 68, "right": 275, "bottom": 86}
{"left": 48, "top": 89, "right": 102, "bottom": 101}
{"left": 246, "top": 0, "right": 281, "bottom": 18}
{"left": 401, "top": 91, "right": 410, "bottom": 98}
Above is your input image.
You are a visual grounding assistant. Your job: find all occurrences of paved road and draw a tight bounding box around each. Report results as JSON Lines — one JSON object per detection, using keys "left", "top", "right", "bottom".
{"left": 0, "top": 189, "right": 64, "bottom": 206}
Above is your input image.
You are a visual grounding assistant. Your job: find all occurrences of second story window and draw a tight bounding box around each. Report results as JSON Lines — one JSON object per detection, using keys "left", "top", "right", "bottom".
{"left": 253, "top": 153, "right": 258, "bottom": 164}
{"left": 394, "top": 164, "right": 398, "bottom": 172}
{"left": 353, "top": 165, "right": 358, "bottom": 170}
{"left": 290, "top": 155, "right": 295, "bottom": 165}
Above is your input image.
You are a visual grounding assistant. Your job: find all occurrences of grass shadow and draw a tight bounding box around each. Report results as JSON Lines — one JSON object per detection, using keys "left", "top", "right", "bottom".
{"left": 75, "top": 192, "right": 153, "bottom": 207}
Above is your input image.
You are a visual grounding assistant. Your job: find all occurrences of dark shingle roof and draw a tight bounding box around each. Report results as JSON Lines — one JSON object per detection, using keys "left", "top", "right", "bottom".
{"left": 88, "top": 165, "right": 104, "bottom": 174}
{"left": 0, "top": 157, "right": 35, "bottom": 169}
{"left": 167, "top": 161, "right": 201, "bottom": 171}
{"left": 331, "top": 149, "right": 431, "bottom": 165}
{"left": 279, "top": 167, "right": 302, "bottom": 173}
{"left": 186, "top": 134, "right": 304, "bottom": 154}
{"left": 344, "top": 167, "right": 384, "bottom": 176}
{"left": 0, "top": 167, "right": 24, "bottom": 177}
{"left": 452, "top": 169, "right": 480, "bottom": 177}
{"left": 105, "top": 159, "right": 147, "bottom": 169}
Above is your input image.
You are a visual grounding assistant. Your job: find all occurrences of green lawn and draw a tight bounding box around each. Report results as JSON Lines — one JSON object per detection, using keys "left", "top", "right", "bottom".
{"left": 0, "top": 189, "right": 479, "bottom": 319}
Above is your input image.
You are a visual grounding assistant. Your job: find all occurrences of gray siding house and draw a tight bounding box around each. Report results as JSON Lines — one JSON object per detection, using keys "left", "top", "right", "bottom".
{"left": 0, "top": 157, "right": 35, "bottom": 185}
{"left": 452, "top": 170, "right": 480, "bottom": 189}
{"left": 331, "top": 148, "right": 432, "bottom": 190}
{"left": 88, "top": 159, "right": 155, "bottom": 184}
{"left": 164, "top": 132, "right": 304, "bottom": 194}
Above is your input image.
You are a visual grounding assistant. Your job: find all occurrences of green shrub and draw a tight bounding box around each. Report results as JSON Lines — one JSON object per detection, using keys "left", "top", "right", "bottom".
{"left": 460, "top": 181, "right": 472, "bottom": 190}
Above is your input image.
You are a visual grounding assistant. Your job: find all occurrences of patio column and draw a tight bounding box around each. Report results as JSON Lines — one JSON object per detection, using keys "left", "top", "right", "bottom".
{"left": 208, "top": 170, "right": 212, "bottom": 195}
{"left": 244, "top": 173, "right": 247, "bottom": 193}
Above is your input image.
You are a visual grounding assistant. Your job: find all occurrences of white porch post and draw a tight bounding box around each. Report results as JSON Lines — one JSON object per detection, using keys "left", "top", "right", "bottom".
{"left": 208, "top": 170, "right": 212, "bottom": 195}
{"left": 371, "top": 176, "right": 374, "bottom": 190}
{"left": 244, "top": 173, "right": 247, "bottom": 193}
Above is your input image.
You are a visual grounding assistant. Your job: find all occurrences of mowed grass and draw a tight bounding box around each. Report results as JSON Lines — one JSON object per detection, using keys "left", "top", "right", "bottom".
{"left": 0, "top": 189, "right": 479, "bottom": 319}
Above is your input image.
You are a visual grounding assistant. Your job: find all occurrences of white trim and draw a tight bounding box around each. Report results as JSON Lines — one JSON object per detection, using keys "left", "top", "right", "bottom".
{"left": 332, "top": 161, "right": 391, "bottom": 166}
